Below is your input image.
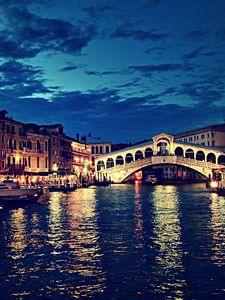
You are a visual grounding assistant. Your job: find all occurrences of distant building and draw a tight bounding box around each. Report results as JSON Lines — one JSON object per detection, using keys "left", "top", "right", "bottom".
{"left": 39, "top": 124, "right": 73, "bottom": 174}
{"left": 89, "top": 142, "right": 112, "bottom": 172}
{"left": 175, "top": 123, "right": 225, "bottom": 148}
{"left": 71, "top": 140, "right": 91, "bottom": 177}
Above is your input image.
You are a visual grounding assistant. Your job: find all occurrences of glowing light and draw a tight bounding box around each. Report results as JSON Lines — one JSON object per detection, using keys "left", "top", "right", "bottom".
{"left": 52, "top": 163, "right": 58, "bottom": 172}
{"left": 210, "top": 181, "right": 218, "bottom": 189}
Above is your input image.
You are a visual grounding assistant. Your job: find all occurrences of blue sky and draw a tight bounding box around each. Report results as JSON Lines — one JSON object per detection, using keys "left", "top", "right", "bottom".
{"left": 0, "top": 0, "right": 225, "bottom": 142}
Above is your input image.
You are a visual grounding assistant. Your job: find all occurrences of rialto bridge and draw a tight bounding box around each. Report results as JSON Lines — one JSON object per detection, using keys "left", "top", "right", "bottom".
{"left": 95, "top": 133, "right": 225, "bottom": 183}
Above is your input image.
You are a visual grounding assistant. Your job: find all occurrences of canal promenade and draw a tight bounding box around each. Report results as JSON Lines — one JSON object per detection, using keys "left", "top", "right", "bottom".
{"left": 0, "top": 183, "right": 225, "bottom": 299}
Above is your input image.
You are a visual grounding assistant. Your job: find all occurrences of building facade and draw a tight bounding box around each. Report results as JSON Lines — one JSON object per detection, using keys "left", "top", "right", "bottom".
{"left": 72, "top": 141, "right": 91, "bottom": 177}
{"left": 89, "top": 142, "right": 112, "bottom": 172}
{"left": 0, "top": 111, "right": 92, "bottom": 180}
{"left": 0, "top": 111, "right": 49, "bottom": 177}
{"left": 175, "top": 124, "right": 225, "bottom": 148}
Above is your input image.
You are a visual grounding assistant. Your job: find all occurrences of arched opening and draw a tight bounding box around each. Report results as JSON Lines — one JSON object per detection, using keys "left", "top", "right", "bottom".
{"left": 218, "top": 155, "right": 225, "bottom": 165}
{"left": 95, "top": 146, "right": 99, "bottom": 154}
{"left": 37, "top": 140, "right": 41, "bottom": 150}
{"left": 27, "top": 139, "right": 32, "bottom": 149}
{"left": 145, "top": 148, "right": 153, "bottom": 158}
{"left": 157, "top": 141, "right": 169, "bottom": 155}
{"left": 125, "top": 153, "right": 133, "bottom": 163}
{"left": 97, "top": 160, "right": 105, "bottom": 171}
{"left": 106, "top": 158, "right": 114, "bottom": 168}
{"left": 7, "top": 156, "right": 10, "bottom": 167}
{"left": 185, "top": 148, "right": 194, "bottom": 159}
{"left": 196, "top": 150, "right": 205, "bottom": 161}
{"left": 135, "top": 150, "right": 144, "bottom": 160}
{"left": 175, "top": 147, "right": 184, "bottom": 157}
{"left": 207, "top": 153, "right": 216, "bottom": 163}
{"left": 28, "top": 156, "right": 31, "bottom": 168}
{"left": 116, "top": 155, "right": 124, "bottom": 165}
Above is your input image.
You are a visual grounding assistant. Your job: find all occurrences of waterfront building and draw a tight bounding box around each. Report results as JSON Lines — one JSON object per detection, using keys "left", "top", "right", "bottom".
{"left": 71, "top": 140, "right": 92, "bottom": 178}
{"left": 175, "top": 123, "right": 225, "bottom": 148}
{"left": 39, "top": 124, "right": 73, "bottom": 175}
{"left": 0, "top": 111, "right": 49, "bottom": 178}
{"left": 89, "top": 142, "right": 112, "bottom": 172}
{"left": 0, "top": 111, "right": 92, "bottom": 182}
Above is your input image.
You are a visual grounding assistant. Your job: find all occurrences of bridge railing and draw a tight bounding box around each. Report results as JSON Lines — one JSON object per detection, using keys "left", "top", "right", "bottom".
{"left": 176, "top": 156, "right": 222, "bottom": 169}
{"left": 99, "top": 155, "right": 223, "bottom": 173}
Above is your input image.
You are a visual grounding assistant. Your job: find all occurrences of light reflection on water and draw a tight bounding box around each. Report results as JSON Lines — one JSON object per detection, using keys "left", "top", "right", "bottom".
{"left": 151, "top": 185, "right": 186, "bottom": 299}
{"left": 0, "top": 184, "right": 225, "bottom": 299}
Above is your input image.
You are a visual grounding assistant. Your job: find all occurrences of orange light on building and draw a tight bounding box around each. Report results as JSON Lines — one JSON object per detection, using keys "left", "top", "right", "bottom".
{"left": 134, "top": 171, "right": 142, "bottom": 181}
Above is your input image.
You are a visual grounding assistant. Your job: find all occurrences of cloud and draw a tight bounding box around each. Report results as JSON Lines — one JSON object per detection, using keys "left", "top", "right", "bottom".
{"left": 176, "top": 79, "right": 224, "bottom": 106}
{"left": 182, "top": 46, "right": 205, "bottom": 59}
{"left": 111, "top": 23, "right": 169, "bottom": 41}
{"left": 0, "top": 6, "right": 96, "bottom": 59}
{"left": 83, "top": 4, "right": 113, "bottom": 19}
{"left": 84, "top": 68, "right": 131, "bottom": 76}
{"left": 182, "top": 46, "right": 219, "bottom": 60}
{"left": 59, "top": 64, "right": 86, "bottom": 72}
{"left": 1, "top": 82, "right": 224, "bottom": 142}
{"left": 145, "top": 46, "right": 166, "bottom": 54}
{"left": 0, "top": 60, "right": 55, "bottom": 99}
{"left": 129, "top": 63, "right": 193, "bottom": 76}
{"left": 185, "top": 30, "right": 206, "bottom": 41}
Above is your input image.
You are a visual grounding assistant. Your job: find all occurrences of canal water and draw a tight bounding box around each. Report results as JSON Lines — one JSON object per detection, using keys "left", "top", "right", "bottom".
{"left": 0, "top": 183, "right": 225, "bottom": 299}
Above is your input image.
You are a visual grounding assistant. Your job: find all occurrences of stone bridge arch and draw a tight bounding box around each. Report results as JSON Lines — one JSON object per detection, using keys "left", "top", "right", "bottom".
{"left": 95, "top": 133, "right": 225, "bottom": 182}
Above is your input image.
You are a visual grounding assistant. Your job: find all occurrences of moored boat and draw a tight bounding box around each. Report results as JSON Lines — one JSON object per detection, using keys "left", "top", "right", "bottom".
{"left": 0, "top": 183, "right": 43, "bottom": 203}
{"left": 48, "top": 185, "right": 77, "bottom": 192}
{"left": 208, "top": 168, "right": 225, "bottom": 195}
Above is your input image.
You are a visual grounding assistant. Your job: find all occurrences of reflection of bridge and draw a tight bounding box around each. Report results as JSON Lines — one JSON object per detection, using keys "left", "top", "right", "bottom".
{"left": 95, "top": 133, "right": 225, "bottom": 183}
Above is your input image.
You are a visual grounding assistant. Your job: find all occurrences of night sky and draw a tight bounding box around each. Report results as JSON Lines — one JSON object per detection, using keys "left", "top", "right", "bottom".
{"left": 0, "top": 0, "right": 225, "bottom": 143}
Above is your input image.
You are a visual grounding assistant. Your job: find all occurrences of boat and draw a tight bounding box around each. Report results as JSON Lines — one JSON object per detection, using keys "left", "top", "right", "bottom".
{"left": 208, "top": 168, "right": 225, "bottom": 195}
{"left": 0, "top": 183, "right": 43, "bottom": 204}
{"left": 94, "top": 181, "right": 110, "bottom": 187}
{"left": 48, "top": 185, "right": 77, "bottom": 192}
{"left": 144, "top": 175, "right": 157, "bottom": 184}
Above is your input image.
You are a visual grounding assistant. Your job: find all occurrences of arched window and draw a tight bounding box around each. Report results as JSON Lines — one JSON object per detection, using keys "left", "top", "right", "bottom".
{"left": 196, "top": 151, "right": 205, "bottom": 161}
{"left": 106, "top": 158, "right": 114, "bottom": 168}
{"left": 7, "top": 156, "right": 10, "bottom": 167}
{"left": 207, "top": 153, "right": 216, "bottom": 163}
{"left": 91, "top": 146, "right": 95, "bottom": 154}
{"left": 125, "top": 153, "right": 133, "bottom": 163}
{"left": 95, "top": 146, "right": 99, "bottom": 154}
{"left": 135, "top": 150, "right": 144, "bottom": 160}
{"left": 37, "top": 140, "right": 41, "bottom": 150}
{"left": 116, "top": 155, "right": 124, "bottom": 165}
{"left": 218, "top": 155, "right": 225, "bottom": 165}
{"left": 100, "top": 146, "right": 103, "bottom": 154}
{"left": 157, "top": 141, "right": 169, "bottom": 155}
{"left": 97, "top": 161, "right": 105, "bottom": 171}
{"left": 27, "top": 139, "right": 32, "bottom": 149}
{"left": 175, "top": 147, "right": 184, "bottom": 157}
{"left": 45, "top": 157, "right": 48, "bottom": 169}
{"left": 106, "top": 146, "right": 109, "bottom": 153}
{"left": 28, "top": 156, "right": 31, "bottom": 168}
{"left": 185, "top": 149, "right": 194, "bottom": 159}
{"left": 145, "top": 148, "right": 153, "bottom": 158}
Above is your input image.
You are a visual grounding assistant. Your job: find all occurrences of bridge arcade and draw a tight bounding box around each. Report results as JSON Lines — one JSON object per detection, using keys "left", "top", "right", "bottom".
{"left": 95, "top": 133, "right": 225, "bottom": 183}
